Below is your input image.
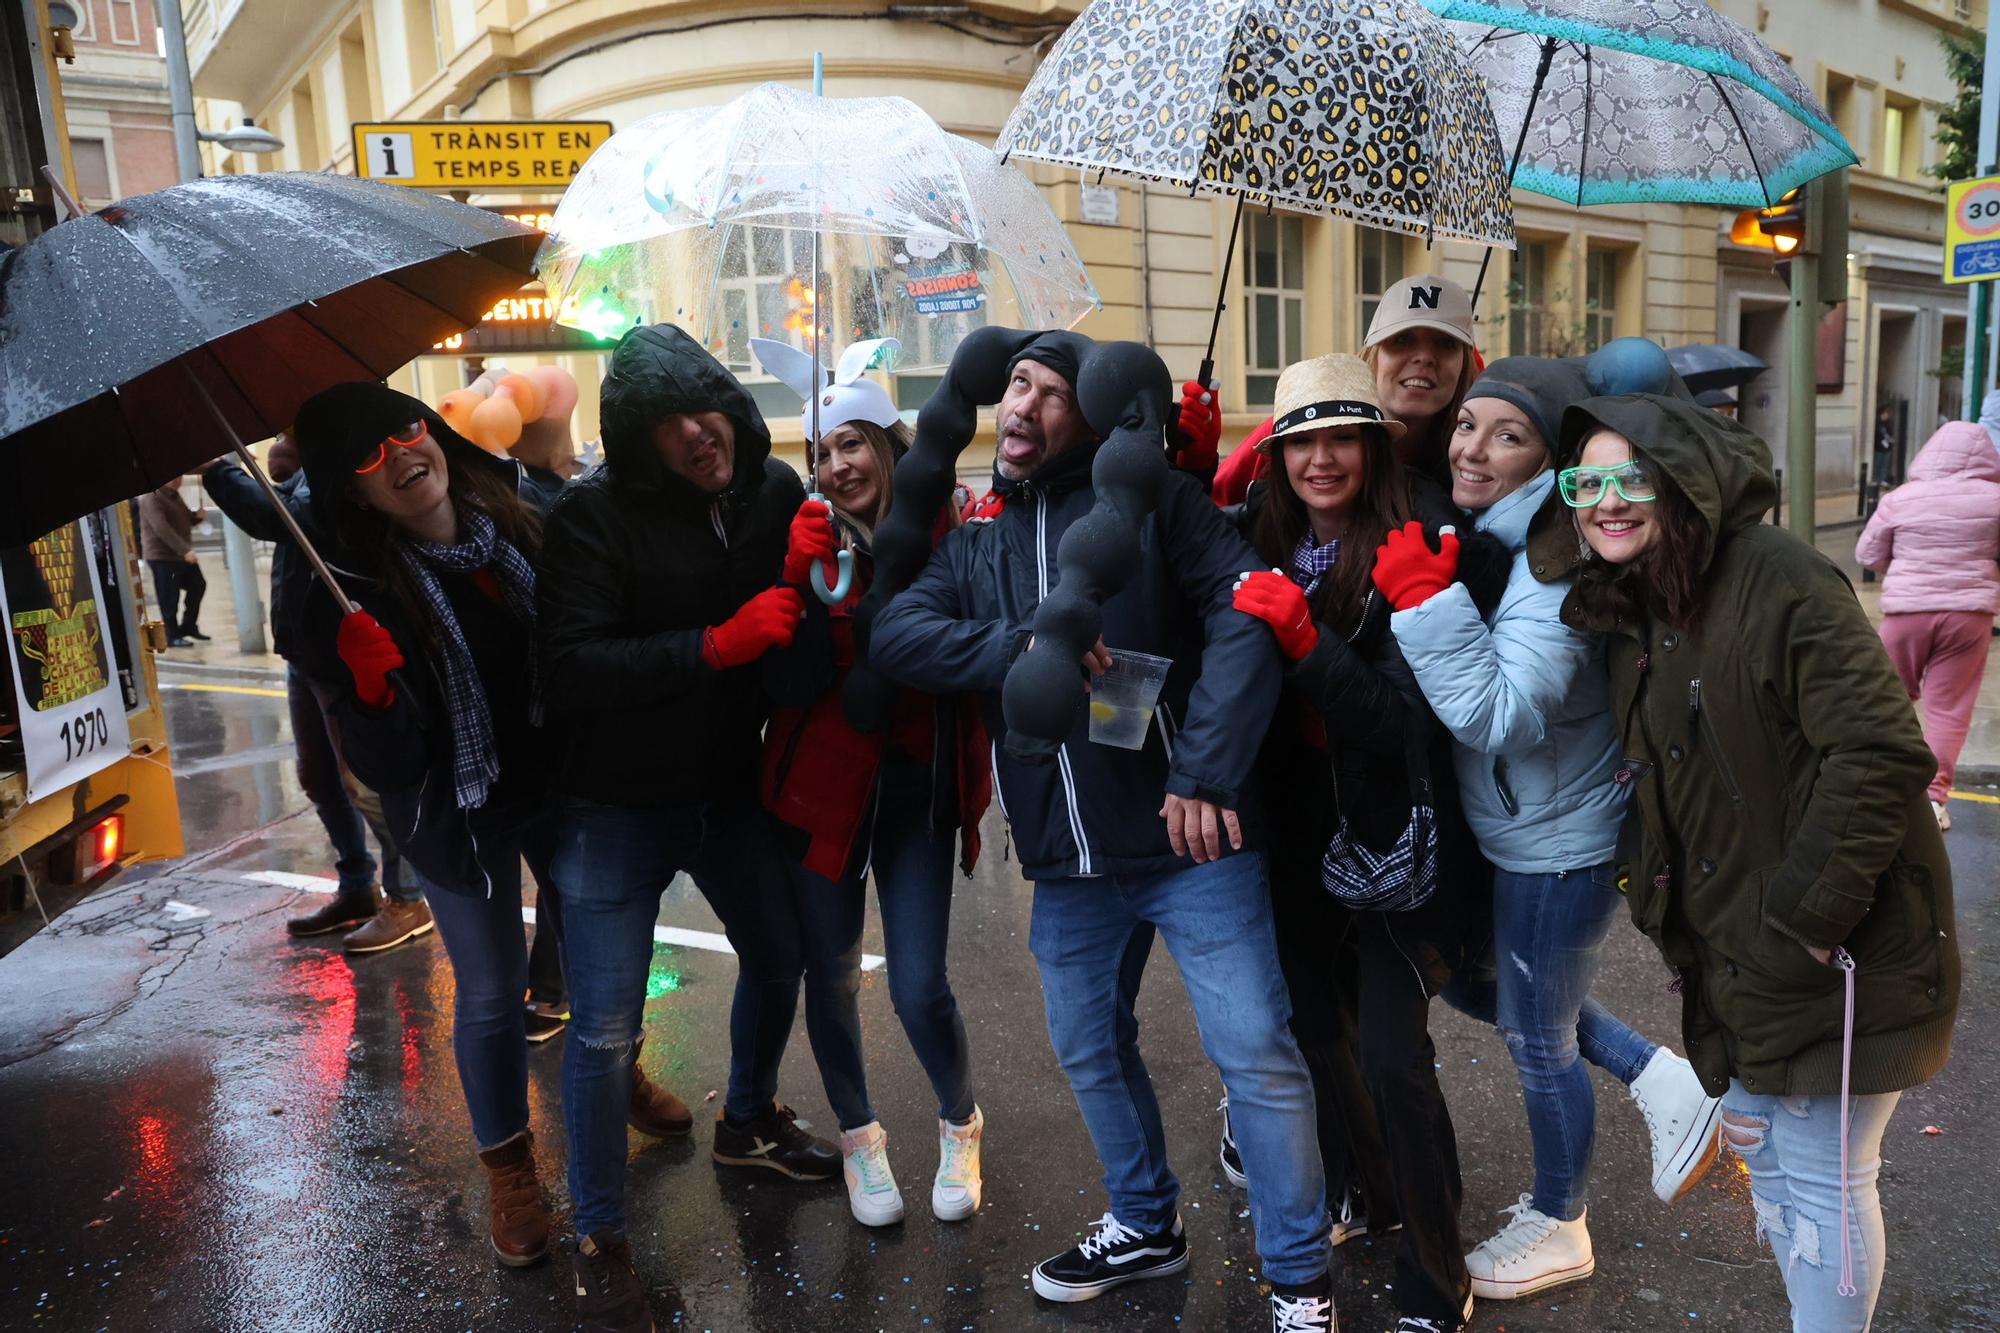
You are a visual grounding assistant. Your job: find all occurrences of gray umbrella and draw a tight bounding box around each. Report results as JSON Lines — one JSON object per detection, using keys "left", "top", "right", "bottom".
{"left": 1667, "top": 342, "right": 1768, "bottom": 395}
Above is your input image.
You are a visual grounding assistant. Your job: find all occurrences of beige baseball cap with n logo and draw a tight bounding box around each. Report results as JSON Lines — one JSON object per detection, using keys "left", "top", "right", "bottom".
{"left": 1364, "top": 273, "right": 1476, "bottom": 350}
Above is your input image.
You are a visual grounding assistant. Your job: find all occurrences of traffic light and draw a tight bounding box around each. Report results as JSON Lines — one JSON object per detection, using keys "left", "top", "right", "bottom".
{"left": 1730, "top": 189, "right": 1804, "bottom": 255}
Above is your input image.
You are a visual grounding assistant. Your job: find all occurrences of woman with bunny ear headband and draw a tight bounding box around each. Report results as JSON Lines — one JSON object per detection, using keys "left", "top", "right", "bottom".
{"left": 750, "top": 336, "right": 995, "bottom": 1232}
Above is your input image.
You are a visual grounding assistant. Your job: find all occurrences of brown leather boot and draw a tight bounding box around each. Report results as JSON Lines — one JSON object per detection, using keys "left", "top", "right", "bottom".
{"left": 629, "top": 1061, "right": 694, "bottom": 1138}
{"left": 477, "top": 1131, "right": 551, "bottom": 1267}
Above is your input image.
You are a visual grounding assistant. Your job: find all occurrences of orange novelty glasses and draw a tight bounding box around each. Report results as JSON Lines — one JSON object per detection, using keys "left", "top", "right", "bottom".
{"left": 353, "top": 420, "right": 430, "bottom": 475}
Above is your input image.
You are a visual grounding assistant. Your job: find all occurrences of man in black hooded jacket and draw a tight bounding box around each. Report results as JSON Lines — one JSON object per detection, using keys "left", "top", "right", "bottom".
{"left": 537, "top": 324, "right": 832, "bottom": 1333}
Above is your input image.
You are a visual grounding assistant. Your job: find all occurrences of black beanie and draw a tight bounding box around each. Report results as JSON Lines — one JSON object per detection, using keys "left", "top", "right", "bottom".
{"left": 293, "top": 381, "right": 513, "bottom": 535}
{"left": 1462, "top": 357, "right": 1594, "bottom": 456}
{"left": 1005, "top": 330, "right": 1094, "bottom": 389}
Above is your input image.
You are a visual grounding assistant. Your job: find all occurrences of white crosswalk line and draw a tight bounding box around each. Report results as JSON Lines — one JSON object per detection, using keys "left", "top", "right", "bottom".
{"left": 240, "top": 871, "right": 886, "bottom": 969}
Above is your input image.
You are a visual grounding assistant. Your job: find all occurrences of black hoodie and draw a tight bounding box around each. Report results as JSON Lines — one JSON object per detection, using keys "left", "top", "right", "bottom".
{"left": 537, "top": 323, "right": 805, "bottom": 807}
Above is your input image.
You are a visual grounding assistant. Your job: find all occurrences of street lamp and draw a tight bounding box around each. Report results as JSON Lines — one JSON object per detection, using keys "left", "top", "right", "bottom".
{"left": 198, "top": 122, "right": 285, "bottom": 156}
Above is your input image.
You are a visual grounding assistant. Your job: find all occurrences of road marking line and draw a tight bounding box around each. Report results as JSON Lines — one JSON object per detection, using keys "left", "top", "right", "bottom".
{"left": 1948, "top": 789, "right": 2000, "bottom": 805}
{"left": 240, "top": 871, "right": 886, "bottom": 969}
{"left": 164, "top": 682, "right": 289, "bottom": 698}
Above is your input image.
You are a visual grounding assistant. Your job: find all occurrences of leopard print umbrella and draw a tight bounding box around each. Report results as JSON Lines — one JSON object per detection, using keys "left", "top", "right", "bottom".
{"left": 997, "top": 0, "right": 1517, "bottom": 248}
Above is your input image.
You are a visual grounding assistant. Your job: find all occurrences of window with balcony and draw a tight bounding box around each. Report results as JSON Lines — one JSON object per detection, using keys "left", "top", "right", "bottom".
{"left": 1243, "top": 212, "right": 1305, "bottom": 407}
{"left": 1356, "top": 226, "right": 1405, "bottom": 346}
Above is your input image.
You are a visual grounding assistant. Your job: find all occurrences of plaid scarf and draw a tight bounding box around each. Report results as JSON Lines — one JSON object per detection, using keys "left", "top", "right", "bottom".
{"left": 398, "top": 508, "right": 538, "bottom": 810}
{"left": 1290, "top": 529, "right": 1340, "bottom": 597}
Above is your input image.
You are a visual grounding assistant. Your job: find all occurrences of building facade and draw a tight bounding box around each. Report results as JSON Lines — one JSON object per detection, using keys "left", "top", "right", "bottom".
{"left": 182, "top": 0, "right": 1978, "bottom": 484}
{"left": 57, "top": 0, "right": 177, "bottom": 209}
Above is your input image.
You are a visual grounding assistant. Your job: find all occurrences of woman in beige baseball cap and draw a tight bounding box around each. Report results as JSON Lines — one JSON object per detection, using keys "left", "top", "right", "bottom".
{"left": 1201, "top": 272, "right": 1481, "bottom": 505}
{"left": 1362, "top": 273, "right": 1480, "bottom": 484}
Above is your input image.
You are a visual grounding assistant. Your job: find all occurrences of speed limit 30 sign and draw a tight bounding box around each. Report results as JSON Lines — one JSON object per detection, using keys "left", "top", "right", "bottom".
{"left": 1946, "top": 173, "right": 2000, "bottom": 284}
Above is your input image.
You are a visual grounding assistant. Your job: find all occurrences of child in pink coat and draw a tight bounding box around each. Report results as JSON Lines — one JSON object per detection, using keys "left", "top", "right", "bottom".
{"left": 1856, "top": 420, "right": 2000, "bottom": 828}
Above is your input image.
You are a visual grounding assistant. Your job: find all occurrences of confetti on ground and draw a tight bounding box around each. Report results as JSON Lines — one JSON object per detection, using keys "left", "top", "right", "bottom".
{"left": 1922, "top": 1124, "right": 1944, "bottom": 1135}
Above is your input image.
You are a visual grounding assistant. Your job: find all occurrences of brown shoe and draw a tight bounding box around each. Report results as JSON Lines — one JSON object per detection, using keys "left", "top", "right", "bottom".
{"left": 344, "top": 895, "right": 434, "bottom": 954}
{"left": 477, "top": 1131, "right": 551, "bottom": 1267}
{"left": 630, "top": 1061, "right": 694, "bottom": 1138}
{"left": 286, "top": 890, "right": 376, "bottom": 937}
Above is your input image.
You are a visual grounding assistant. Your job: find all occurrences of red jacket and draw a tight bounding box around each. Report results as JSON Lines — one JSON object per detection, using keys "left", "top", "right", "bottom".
{"left": 760, "top": 516, "right": 991, "bottom": 882}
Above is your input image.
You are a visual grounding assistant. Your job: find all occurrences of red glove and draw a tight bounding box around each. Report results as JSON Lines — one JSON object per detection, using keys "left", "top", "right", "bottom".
{"left": 782, "top": 499, "right": 839, "bottom": 588}
{"left": 1372, "top": 520, "right": 1461, "bottom": 611}
{"left": 1233, "top": 570, "right": 1318, "bottom": 663}
{"left": 1174, "top": 380, "right": 1221, "bottom": 473}
{"left": 702, "top": 586, "right": 805, "bottom": 670}
{"left": 336, "top": 609, "right": 404, "bottom": 709}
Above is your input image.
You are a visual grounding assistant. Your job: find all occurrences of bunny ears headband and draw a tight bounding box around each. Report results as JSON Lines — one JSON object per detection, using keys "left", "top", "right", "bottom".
{"left": 750, "top": 336, "right": 903, "bottom": 443}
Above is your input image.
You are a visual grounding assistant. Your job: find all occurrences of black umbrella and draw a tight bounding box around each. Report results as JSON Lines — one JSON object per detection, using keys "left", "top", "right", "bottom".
{"left": 0, "top": 173, "right": 541, "bottom": 592}
{"left": 1665, "top": 342, "right": 1769, "bottom": 396}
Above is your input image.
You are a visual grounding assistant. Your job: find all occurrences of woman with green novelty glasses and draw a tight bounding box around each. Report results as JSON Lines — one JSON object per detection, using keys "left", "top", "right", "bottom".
{"left": 1528, "top": 395, "right": 1959, "bottom": 1333}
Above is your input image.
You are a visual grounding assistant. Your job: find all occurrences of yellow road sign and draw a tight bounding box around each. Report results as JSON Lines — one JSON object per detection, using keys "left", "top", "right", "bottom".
{"left": 350, "top": 121, "right": 612, "bottom": 191}
{"left": 1945, "top": 172, "right": 2000, "bottom": 284}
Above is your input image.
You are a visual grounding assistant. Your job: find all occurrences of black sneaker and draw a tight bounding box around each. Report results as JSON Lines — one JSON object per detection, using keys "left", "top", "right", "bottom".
{"left": 1218, "top": 1094, "right": 1248, "bottom": 1188}
{"left": 1269, "top": 1274, "right": 1335, "bottom": 1332}
{"left": 184, "top": 629, "right": 211, "bottom": 641}
{"left": 572, "top": 1231, "right": 654, "bottom": 1333}
{"left": 711, "top": 1102, "right": 839, "bottom": 1181}
{"left": 1031, "top": 1212, "right": 1188, "bottom": 1302}
{"left": 1329, "top": 1186, "right": 1403, "bottom": 1247}
{"left": 1393, "top": 1290, "right": 1473, "bottom": 1333}
{"left": 524, "top": 1001, "right": 569, "bottom": 1044}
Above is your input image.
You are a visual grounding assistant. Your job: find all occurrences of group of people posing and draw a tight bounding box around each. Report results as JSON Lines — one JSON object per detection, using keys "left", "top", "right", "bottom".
{"left": 223, "top": 269, "right": 1958, "bottom": 1333}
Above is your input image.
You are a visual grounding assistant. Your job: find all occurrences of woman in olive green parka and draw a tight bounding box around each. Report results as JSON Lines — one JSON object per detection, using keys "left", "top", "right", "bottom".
{"left": 1527, "top": 394, "right": 1957, "bottom": 1333}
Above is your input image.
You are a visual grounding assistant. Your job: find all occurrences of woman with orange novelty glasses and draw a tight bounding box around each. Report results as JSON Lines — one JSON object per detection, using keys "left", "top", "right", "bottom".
{"left": 288, "top": 383, "right": 693, "bottom": 1275}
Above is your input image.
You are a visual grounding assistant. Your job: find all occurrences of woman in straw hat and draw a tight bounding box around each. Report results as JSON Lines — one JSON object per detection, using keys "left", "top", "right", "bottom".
{"left": 1190, "top": 273, "right": 1482, "bottom": 505}
{"left": 1223, "top": 352, "right": 1494, "bottom": 1333}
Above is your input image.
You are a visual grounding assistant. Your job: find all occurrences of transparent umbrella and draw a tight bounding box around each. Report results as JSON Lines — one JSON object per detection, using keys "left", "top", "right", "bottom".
{"left": 535, "top": 81, "right": 1100, "bottom": 375}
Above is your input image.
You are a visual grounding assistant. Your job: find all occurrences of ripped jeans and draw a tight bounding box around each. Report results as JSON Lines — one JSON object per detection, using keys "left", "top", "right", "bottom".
{"left": 1720, "top": 1084, "right": 1902, "bottom": 1332}
{"left": 1441, "top": 864, "right": 1658, "bottom": 1219}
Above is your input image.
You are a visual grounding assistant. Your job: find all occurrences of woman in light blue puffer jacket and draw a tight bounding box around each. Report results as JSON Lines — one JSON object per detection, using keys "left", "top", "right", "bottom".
{"left": 1376, "top": 358, "right": 1721, "bottom": 1306}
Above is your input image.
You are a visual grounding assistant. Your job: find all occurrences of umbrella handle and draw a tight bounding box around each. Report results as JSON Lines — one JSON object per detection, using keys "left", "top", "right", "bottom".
{"left": 804, "top": 492, "right": 855, "bottom": 604}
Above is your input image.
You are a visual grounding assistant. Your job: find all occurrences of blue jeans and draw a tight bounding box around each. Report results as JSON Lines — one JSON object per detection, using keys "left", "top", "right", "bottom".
{"left": 421, "top": 812, "right": 560, "bottom": 1150}
{"left": 793, "top": 754, "right": 976, "bottom": 1127}
{"left": 1029, "top": 852, "right": 1328, "bottom": 1287}
{"left": 1721, "top": 1085, "right": 1902, "bottom": 1332}
{"left": 1442, "top": 863, "right": 1658, "bottom": 1220}
{"left": 289, "top": 667, "right": 417, "bottom": 904}
{"left": 553, "top": 797, "right": 807, "bottom": 1239}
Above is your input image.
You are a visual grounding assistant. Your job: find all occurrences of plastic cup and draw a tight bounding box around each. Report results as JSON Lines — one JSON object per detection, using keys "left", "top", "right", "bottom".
{"left": 1087, "top": 649, "right": 1173, "bottom": 750}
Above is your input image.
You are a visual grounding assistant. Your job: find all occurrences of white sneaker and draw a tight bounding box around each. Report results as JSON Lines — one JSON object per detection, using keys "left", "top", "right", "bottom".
{"left": 840, "top": 1121, "right": 904, "bottom": 1227}
{"left": 1933, "top": 799, "right": 1952, "bottom": 831}
{"left": 932, "top": 1105, "right": 984, "bottom": 1221}
{"left": 1464, "top": 1194, "right": 1595, "bottom": 1300}
{"left": 1629, "top": 1048, "right": 1723, "bottom": 1202}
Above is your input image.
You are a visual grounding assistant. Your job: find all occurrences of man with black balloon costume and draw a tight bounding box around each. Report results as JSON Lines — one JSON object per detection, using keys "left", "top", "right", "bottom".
{"left": 870, "top": 330, "right": 1334, "bottom": 1330}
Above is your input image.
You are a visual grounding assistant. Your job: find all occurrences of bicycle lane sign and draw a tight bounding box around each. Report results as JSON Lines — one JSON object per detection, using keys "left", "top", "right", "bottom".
{"left": 1946, "top": 173, "right": 2000, "bottom": 284}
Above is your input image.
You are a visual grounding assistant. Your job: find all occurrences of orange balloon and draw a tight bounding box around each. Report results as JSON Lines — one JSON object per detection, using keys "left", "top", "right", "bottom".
{"left": 437, "top": 389, "right": 485, "bottom": 433}
{"left": 497, "top": 372, "right": 546, "bottom": 423}
{"left": 467, "top": 396, "right": 523, "bottom": 452}
{"left": 529, "top": 366, "right": 578, "bottom": 420}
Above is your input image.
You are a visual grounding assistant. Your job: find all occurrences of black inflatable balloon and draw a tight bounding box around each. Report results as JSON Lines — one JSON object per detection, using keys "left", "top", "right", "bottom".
{"left": 844, "top": 325, "right": 1041, "bottom": 731}
{"left": 1000, "top": 341, "right": 1171, "bottom": 763}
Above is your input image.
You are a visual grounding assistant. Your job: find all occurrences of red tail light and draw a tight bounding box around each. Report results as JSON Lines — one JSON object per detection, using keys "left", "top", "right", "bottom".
{"left": 85, "top": 814, "right": 123, "bottom": 877}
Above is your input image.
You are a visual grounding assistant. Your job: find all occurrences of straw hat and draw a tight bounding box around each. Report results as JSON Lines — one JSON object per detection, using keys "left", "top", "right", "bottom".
{"left": 1264, "top": 353, "right": 1406, "bottom": 447}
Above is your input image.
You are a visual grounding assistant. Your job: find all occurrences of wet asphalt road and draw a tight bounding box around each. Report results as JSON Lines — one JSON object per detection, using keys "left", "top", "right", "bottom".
{"left": 1, "top": 677, "right": 1996, "bottom": 1333}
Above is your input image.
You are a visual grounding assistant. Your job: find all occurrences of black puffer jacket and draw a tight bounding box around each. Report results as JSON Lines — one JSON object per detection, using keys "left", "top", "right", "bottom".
{"left": 537, "top": 324, "right": 805, "bottom": 807}
{"left": 870, "top": 444, "right": 1280, "bottom": 881}
{"left": 1235, "top": 479, "right": 1497, "bottom": 991}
